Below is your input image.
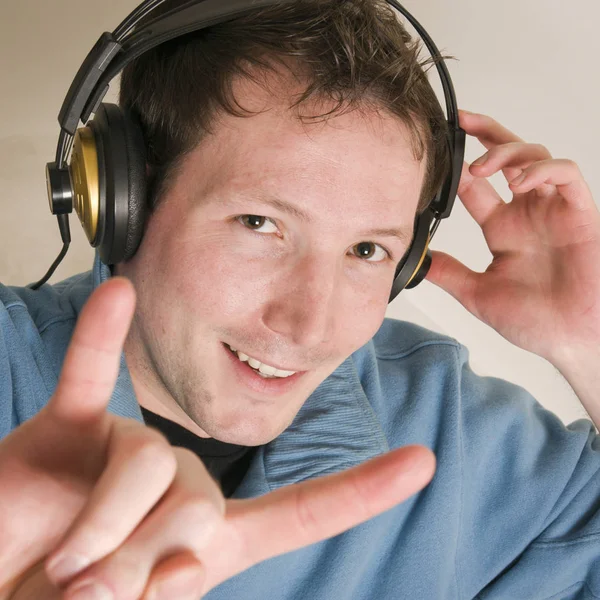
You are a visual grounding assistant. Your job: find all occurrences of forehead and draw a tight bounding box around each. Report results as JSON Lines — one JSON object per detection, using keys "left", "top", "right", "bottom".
{"left": 180, "top": 69, "right": 425, "bottom": 222}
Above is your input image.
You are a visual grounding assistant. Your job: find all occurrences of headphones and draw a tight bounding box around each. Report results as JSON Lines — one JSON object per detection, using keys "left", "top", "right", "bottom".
{"left": 36, "top": 0, "right": 466, "bottom": 303}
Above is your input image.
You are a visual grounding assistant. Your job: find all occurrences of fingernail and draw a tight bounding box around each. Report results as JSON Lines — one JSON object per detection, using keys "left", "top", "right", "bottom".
{"left": 47, "top": 553, "right": 91, "bottom": 584}
{"left": 68, "top": 580, "right": 113, "bottom": 600}
{"left": 471, "top": 154, "right": 488, "bottom": 166}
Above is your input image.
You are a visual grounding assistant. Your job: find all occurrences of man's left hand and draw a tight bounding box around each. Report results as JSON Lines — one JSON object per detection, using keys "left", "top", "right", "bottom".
{"left": 425, "top": 110, "right": 600, "bottom": 366}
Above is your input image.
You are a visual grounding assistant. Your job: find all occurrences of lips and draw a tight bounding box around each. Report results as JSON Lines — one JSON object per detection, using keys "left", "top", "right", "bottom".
{"left": 224, "top": 343, "right": 298, "bottom": 378}
{"left": 222, "top": 342, "right": 306, "bottom": 396}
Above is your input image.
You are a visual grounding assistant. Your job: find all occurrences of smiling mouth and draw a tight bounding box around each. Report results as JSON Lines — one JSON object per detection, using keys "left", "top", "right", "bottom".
{"left": 224, "top": 343, "right": 299, "bottom": 379}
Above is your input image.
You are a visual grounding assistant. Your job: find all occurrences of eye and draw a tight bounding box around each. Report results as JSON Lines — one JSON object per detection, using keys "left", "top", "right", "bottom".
{"left": 351, "top": 242, "right": 390, "bottom": 263}
{"left": 237, "top": 215, "right": 279, "bottom": 234}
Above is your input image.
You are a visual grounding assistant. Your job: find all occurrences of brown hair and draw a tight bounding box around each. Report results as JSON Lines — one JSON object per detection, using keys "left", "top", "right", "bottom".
{"left": 119, "top": 0, "right": 452, "bottom": 215}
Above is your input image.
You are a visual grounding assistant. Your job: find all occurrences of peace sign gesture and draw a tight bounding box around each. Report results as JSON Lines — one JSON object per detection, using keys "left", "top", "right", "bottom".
{"left": 426, "top": 111, "right": 600, "bottom": 367}
{"left": 0, "top": 278, "right": 435, "bottom": 600}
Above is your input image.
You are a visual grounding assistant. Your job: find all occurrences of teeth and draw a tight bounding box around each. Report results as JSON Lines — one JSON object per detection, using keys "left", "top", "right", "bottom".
{"left": 248, "top": 357, "right": 261, "bottom": 369}
{"left": 227, "top": 344, "right": 296, "bottom": 378}
{"left": 258, "top": 363, "right": 276, "bottom": 376}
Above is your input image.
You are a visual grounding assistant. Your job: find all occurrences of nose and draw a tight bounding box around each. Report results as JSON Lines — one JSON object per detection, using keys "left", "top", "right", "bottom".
{"left": 260, "top": 254, "right": 337, "bottom": 348}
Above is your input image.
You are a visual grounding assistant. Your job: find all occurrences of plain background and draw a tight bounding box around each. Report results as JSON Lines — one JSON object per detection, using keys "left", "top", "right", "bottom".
{"left": 1, "top": 0, "right": 598, "bottom": 426}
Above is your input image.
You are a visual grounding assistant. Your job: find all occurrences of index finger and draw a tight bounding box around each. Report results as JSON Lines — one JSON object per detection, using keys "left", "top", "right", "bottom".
{"left": 459, "top": 110, "right": 525, "bottom": 150}
{"left": 50, "top": 277, "right": 136, "bottom": 424}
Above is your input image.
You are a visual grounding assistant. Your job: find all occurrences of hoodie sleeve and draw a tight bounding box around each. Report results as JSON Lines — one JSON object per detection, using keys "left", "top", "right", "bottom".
{"left": 454, "top": 343, "right": 600, "bottom": 600}
{"left": 0, "top": 284, "right": 60, "bottom": 438}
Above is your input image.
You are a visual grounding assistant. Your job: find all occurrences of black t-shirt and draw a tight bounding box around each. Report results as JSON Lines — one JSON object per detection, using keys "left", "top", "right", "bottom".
{"left": 140, "top": 407, "right": 257, "bottom": 498}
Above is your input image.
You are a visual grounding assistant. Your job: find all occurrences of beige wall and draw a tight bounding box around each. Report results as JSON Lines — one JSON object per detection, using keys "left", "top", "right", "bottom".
{"left": 1, "top": 0, "right": 598, "bottom": 425}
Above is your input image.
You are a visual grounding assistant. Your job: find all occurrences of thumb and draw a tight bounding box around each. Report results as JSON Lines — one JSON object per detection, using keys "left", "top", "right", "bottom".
{"left": 426, "top": 250, "right": 478, "bottom": 313}
{"left": 208, "top": 445, "right": 436, "bottom": 592}
{"left": 48, "top": 277, "right": 136, "bottom": 425}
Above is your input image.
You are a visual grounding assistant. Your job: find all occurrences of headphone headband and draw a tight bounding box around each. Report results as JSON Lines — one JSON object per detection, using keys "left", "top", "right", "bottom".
{"left": 58, "top": 0, "right": 289, "bottom": 140}
{"left": 56, "top": 1, "right": 462, "bottom": 214}
{"left": 35, "top": 0, "right": 466, "bottom": 294}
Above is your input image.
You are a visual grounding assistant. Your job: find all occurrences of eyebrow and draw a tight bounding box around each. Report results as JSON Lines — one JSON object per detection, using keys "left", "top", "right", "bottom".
{"left": 233, "top": 194, "right": 414, "bottom": 246}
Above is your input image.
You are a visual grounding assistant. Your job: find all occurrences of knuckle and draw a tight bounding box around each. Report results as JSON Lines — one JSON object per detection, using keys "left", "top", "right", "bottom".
{"left": 292, "top": 476, "right": 374, "bottom": 540}
{"left": 344, "top": 470, "right": 374, "bottom": 520}
{"left": 478, "top": 113, "right": 495, "bottom": 128}
{"left": 532, "top": 143, "right": 550, "bottom": 156}
{"left": 562, "top": 158, "right": 580, "bottom": 172}
{"left": 293, "top": 486, "right": 323, "bottom": 540}
{"left": 59, "top": 372, "right": 114, "bottom": 400}
{"left": 490, "top": 143, "right": 514, "bottom": 160}
{"left": 176, "top": 494, "right": 225, "bottom": 531}
{"left": 130, "top": 435, "right": 177, "bottom": 474}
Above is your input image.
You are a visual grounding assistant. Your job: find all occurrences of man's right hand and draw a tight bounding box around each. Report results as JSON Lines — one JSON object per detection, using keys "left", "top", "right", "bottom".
{"left": 0, "top": 278, "right": 142, "bottom": 597}
{"left": 0, "top": 277, "right": 436, "bottom": 599}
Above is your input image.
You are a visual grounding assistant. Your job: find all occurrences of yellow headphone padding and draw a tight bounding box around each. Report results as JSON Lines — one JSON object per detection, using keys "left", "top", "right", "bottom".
{"left": 70, "top": 127, "right": 99, "bottom": 244}
{"left": 406, "top": 234, "right": 430, "bottom": 287}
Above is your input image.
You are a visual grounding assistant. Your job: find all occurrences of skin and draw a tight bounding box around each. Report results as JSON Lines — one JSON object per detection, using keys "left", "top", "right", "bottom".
{"left": 0, "top": 69, "right": 434, "bottom": 600}
{"left": 116, "top": 72, "right": 425, "bottom": 446}
{"left": 0, "top": 278, "right": 434, "bottom": 599}
{"left": 0, "top": 102, "right": 600, "bottom": 600}
{"left": 3, "top": 74, "right": 598, "bottom": 599}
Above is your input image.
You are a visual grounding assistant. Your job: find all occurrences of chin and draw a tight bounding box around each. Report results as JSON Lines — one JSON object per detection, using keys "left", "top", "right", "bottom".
{"left": 202, "top": 408, "right": 296, "bottom": 447}
{"left": 211, "top": 426, "right": 284, "bottom": 447}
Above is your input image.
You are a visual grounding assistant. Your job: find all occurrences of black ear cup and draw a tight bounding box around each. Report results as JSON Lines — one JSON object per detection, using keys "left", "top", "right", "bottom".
{"left": 388, "top": 210, "right": 433, "bottom": 302}
{"left": 120, "top": 108, "right": 148, "bottom": 261}
{"left": 87, "top": 103, "right": 147, "bottom": 265}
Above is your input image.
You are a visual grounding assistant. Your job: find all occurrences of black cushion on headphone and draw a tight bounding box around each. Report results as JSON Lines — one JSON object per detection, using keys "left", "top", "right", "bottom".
{"left": 89, "top": 103, "right": 147, "bottom": 265}
{"left": 120, "top": 107, "right": 148, "bottom": 261}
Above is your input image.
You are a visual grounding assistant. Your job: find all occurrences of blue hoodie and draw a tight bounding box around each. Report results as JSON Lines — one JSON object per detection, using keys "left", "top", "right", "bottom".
{"left": 1, "top": 254, "right": 599, "bottom": 599}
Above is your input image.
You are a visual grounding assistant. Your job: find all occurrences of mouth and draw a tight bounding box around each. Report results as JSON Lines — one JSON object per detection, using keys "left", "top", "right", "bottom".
{"left": 224, "top": 343, "right": 300, "bottom": 377}
{"left": 222, "top": 342, "right": 306, "bottom": 396}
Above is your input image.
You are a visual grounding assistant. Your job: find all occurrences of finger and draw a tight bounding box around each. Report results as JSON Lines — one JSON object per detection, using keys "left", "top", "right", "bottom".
{"left": 425, "top": 251, "right": 480, "bottom": 317}
{"left": 142, "top": 552, "right": 205, "bottom": 600}
{"left": 45, "top": 422, "right": 177, "bottom": 587}
{"left": 49, "top": 277, "right": 136, "bottom": 424}
{"left": 457, "top": 161, "right": 504, "bottom": 227}
{"left": 199, "top": 445, "right": 436, "bottom": 593}
{"left": 459, "top": 110, "right": 524, "bottom": 147}
{"left": 470, "top": 141, "right": 552, "bottom": 185}
{"left": 509, "top": 159, "right": 595, "bottom": 211}
{"left": 459, "top": 110, "right": 528, "bottom": 183}
{"left": 59, "top": 447, "right": 223, "bottom": 600}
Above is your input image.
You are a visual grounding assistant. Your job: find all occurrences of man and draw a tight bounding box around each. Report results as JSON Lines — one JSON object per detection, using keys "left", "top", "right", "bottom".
{"left": 1, "top": 1, "right": 600, "bottom": 598}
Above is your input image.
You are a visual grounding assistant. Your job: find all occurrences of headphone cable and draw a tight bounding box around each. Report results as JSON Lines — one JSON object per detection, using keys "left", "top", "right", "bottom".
{"left": 28, "top": 215, "right": 71, "bottom": 291}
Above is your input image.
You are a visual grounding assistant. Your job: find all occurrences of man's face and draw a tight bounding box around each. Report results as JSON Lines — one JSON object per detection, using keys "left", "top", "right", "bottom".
{"left": 120, "top": 77, "right": 425, "bottom": 445}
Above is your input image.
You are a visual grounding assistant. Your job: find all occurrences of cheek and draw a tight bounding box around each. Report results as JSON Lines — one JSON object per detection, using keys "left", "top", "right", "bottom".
{"left": 144, "top": 205, "right": 393, "bottom": 344}
{"left": 162, "top": 229, "right": 280, "bottom": 320}
{"left": 323, "top": 284, "right": 390, "bottom": 359}
{"left": 355, "top": 295, "right": 389, "bottom": 343}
